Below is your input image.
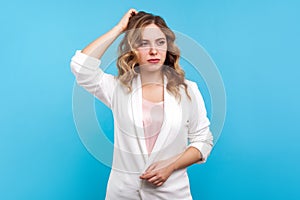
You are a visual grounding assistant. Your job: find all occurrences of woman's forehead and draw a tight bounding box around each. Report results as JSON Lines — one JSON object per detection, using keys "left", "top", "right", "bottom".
{"left": 141, "top": 24, "right": 166, "bottom": 40}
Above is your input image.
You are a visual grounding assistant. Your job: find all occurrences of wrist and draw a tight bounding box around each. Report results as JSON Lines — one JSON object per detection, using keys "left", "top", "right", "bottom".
{"left": 169, "top": 162, "right": 177, "bottom": 172}
{"left": 112, "top": 25, "right": 123, "bottom": 35}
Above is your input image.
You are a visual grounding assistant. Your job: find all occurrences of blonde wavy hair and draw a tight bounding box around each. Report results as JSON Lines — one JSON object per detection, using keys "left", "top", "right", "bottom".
{"left": 117, "top": 11, "right": 191, "bottom": 101}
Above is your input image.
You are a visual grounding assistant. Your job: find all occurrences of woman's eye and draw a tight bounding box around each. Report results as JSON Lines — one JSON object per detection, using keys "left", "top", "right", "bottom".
{"left": 158, "top": 40, "right": 166, "bottom": 45}
{"left": 140, "top": 42, "right": 148, "bottom": 46}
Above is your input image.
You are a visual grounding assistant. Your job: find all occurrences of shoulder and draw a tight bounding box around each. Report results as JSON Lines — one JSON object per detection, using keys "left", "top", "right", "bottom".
{"left": 183, "top": 79, "right": 206, "bottom": 103}
{"left": 184, "top": 79, "right": 199, "bottom": 92}
{"left": 184, "top": 79, "right": 195, "bottom": 86}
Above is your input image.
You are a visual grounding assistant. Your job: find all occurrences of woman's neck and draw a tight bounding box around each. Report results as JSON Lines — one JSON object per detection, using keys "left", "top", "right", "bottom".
{"left": 140, "top": 70, "right": 164, "bottom": 85}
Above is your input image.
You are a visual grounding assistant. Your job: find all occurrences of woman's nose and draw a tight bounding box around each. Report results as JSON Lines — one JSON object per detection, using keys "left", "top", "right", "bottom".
{"left": 149, "top": 46, "right": 158, "bottom": 55}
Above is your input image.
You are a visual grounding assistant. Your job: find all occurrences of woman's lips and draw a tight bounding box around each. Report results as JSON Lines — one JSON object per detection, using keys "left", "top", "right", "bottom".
{"left": 147, "top": 59, "right": 160, "bottom": 63}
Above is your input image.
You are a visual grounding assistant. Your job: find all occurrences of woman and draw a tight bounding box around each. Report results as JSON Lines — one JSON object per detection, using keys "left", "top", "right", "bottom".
{"left": 70, "top": 9, "right": 213, "bottom": 200}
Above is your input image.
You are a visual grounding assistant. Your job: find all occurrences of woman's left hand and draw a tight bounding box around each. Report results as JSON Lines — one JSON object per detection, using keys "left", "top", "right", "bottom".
{"left": 140, "top": 160, "right": 175, "bottom": 187}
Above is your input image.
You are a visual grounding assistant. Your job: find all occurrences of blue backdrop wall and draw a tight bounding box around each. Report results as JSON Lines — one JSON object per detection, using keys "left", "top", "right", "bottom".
{"left": 1, "top": 0, "right": 300, "bottom": 199}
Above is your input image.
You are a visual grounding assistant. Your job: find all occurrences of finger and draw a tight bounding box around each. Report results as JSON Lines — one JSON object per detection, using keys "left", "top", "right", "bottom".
{"left": 140, "top": 172, "right": 155, "bottom": 179}
{"left": 128, "top": 8, "right": 137, "bottom": 16}
{"left": 153, "top": 179, "right": 161, "bottom": 185}
{"left": 140, "top": 172, "right": 156, "bottom": 179}
{"left": 148, "top": 175, "right": 159, "bottom": 183}
{"left": 130, "top": 8, "right": 138, "bottom": 14}
{"left": 156, "top": 182, "right": 163, "bottom": 187}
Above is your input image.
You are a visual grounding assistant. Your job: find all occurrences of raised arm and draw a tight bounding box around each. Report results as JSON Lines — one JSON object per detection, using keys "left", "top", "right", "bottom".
{"left": 81, "top": 8, "right": 138, "bottom": 59}
{"left": 70, "top": 9, "right": 138, "bottom": 108}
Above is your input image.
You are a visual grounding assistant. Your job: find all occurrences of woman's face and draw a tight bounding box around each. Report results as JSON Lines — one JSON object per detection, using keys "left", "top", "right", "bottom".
{"left": 135, "top": 23, "right": 167, "bottom": 73}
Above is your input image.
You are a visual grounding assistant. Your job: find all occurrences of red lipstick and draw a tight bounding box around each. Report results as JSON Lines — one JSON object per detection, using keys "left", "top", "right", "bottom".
{"left": 147, "top": 59, "right": 160, "bottom": 63}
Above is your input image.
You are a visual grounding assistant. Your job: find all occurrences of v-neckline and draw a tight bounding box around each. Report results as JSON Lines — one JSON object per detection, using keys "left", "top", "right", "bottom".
{"left": 137, "top": 75, "right": 168, "bottom": 161}
{"left": 140, "top": 77, "right": 165, "bottom": 157}
{"left": 130, "top": 73, "right": 182, "bottom": 170}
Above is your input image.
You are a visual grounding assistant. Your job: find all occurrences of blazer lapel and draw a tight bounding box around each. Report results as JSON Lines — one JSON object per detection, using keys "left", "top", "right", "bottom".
{"left": 130, "top": 74, "right": 149, "bottom": 163}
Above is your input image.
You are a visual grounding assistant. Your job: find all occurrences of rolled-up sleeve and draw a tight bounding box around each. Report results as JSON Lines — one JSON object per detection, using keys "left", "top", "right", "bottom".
{"left": 70, "top": 50, "right": 117, "bottom": 108}
{"left": 187, "top": 81, "right": 214, "bottom": 164}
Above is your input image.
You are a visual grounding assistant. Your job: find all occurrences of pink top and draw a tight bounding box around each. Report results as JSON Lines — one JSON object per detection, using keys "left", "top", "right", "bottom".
{"left": 142, "top": 97, "right": 164, "bottom": 155}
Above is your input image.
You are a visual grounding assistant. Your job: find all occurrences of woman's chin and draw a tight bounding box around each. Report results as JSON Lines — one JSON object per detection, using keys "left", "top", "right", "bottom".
{"left": 140, "top": 64, "right": 163, "bottom": 72}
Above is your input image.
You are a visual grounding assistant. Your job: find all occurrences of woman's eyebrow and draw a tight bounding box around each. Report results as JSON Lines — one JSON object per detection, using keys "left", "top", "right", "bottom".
{"left": 141, "top": 37, "right": 166, "bottom": 41}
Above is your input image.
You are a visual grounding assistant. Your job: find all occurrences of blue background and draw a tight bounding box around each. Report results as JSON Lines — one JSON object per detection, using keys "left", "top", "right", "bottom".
{"left": 1, "top": 0, "right": 300, "bottom": 199}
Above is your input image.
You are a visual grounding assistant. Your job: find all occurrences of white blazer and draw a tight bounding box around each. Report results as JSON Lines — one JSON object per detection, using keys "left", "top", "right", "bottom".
{"left": 70, "top": 50, "right": 213, "bottom": 200}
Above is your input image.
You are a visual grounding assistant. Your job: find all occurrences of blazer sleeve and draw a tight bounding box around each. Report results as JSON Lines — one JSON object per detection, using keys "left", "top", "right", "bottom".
{"left": 70, "top": 50, "right": 117, "bottom": 108}
{"left": 187, "top": 81, "right": 214, "bottom": 164}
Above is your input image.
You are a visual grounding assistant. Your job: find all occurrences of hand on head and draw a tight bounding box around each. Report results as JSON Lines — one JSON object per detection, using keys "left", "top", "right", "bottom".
{"left": 117, "top": 8, "right": 138, "bottom": 33}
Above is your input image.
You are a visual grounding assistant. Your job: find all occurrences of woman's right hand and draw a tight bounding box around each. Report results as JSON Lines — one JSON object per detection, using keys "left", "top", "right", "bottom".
{"left": 115, "top": 8, "right": 138, "bottom": 33}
